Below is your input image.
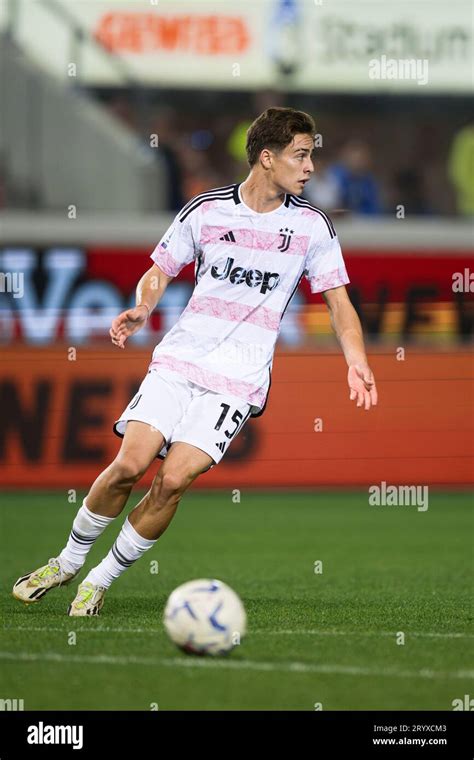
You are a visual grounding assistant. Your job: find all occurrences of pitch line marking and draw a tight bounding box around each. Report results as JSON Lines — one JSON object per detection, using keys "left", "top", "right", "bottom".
{"left": 2, "top": 626, "right": 473, "bottom": 639}
{"left": 0, "top": 650, "right": 472, "bottom": 680}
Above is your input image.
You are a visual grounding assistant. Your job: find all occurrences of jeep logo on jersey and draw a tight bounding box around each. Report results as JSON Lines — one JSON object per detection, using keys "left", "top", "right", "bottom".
{"left": 211, "top": 257, "right": 280, "bottom": 294}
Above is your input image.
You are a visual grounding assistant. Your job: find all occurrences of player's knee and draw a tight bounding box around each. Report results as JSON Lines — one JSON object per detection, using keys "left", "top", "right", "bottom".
{"left": 109, "top": 456, "right": 147, "bottom": 487}
{"left": 155, "top": 470, "right": 188, "bottom": 500}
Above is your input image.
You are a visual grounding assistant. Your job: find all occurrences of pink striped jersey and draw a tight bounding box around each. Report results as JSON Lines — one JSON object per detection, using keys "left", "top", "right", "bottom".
{"left": 149, "top": 182, "right": 349, "bottom": 416}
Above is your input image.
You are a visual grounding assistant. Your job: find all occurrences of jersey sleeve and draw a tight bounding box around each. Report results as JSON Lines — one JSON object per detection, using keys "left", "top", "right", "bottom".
{"left": 303, "top": 217, "right": 350, "bottom": 294}
{"left": 150, "top": 209, "right": 199, "bottom": 278}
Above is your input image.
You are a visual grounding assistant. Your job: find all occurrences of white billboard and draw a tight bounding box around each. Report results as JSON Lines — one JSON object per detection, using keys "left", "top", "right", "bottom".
{"left": 2, "top": 0, "right": 473, "bottom": 92}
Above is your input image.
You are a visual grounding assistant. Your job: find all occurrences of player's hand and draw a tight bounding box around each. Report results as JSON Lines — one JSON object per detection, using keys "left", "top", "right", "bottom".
{"left": 109, "top": 305, "right": 149, "bottom": 348}
{"left": 348, "top": 364, "right": 378, "bottom": 410}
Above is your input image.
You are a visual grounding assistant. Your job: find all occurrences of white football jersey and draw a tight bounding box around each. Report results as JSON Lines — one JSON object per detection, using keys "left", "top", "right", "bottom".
{"left": 150, "top": 183, "right": 349, "bottom": 416}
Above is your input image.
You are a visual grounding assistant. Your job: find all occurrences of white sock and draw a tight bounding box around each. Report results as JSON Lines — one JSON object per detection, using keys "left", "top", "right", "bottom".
{"left": 58, "top": 500, "right": 116, "bottom": 574}
{"left": 83, "top": 518, "right": 156, "bottom": 589}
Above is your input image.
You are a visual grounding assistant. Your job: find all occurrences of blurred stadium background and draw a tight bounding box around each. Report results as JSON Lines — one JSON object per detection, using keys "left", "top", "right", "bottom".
{"left": 0, "top": 0, "right": 472, "bottom": 712}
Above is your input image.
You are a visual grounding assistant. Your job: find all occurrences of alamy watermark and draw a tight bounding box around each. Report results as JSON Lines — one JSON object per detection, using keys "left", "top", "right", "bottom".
{"left": 369, "top": 481, "right": 429, "bottom": 512}
{"left": 0, "top": 697, "right": 24, "bottom": 710}
{"left": 0, "top": 271, "right": 24, "bottom": 298}
{"left": 27, "top": 721, "right": 83, "bottom": 749}
{"left": 452, "top": 269, "right": 473, "bottom": 293}
{"left": 368, "top": 55, "right": 429, "bottom": 86}
{"left": 205, "top": 338, "right": 266, "bottom": 367}
{"left": 452, "top": 694, "right": 473, "bottom": 710}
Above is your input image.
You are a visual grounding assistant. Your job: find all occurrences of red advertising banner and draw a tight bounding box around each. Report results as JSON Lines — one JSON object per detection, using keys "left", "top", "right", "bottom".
{"left": 1, "top": 348, "right": 472, "bottom": 488}
{"left": 0, "top": 246, "right": 472, "bottom": 345}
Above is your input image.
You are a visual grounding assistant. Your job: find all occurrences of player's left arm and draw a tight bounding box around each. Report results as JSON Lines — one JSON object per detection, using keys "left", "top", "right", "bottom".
{"left": 323, "top": 285, "right": 378, "bottom": 410}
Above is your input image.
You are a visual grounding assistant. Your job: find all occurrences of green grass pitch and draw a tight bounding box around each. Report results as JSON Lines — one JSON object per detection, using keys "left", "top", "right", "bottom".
{"left": 1, "top": 490, "right": 472, "bottom": 710}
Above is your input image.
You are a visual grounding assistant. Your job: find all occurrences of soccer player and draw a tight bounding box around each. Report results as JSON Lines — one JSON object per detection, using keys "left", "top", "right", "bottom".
{"left": 13, "top": 108, "right": 377, "bottom": 616}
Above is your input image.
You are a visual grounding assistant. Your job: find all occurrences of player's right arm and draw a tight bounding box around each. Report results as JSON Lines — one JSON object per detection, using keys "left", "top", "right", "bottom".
{"left": 109, "top": 263, "right": 172, "bottom": 349}
{"left": 110, "top": 203, "right": 199, "bottom": 348}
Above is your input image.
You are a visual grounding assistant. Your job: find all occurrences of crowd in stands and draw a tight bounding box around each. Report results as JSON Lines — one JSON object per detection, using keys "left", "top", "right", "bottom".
{"left": 1, "top": 88, "right": 472, "bottom": 216}
{"left": 102, "top": 89, "right": 473, "bottom": 218}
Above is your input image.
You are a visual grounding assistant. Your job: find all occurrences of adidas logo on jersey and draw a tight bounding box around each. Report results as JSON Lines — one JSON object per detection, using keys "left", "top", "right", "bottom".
{"left": 211, "top": 256, "right": 280, "bottom": 294}
{"left": 215, "top": 441, "right": 226, "bottom": 453}
{"left": 219, "top": 231, "right": 236, "bottom": 242}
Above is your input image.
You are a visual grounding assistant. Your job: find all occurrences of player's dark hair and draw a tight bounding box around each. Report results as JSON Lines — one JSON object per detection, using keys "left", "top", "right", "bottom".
{"left": 246, "top": 107, "right": 316, "bottom": 167}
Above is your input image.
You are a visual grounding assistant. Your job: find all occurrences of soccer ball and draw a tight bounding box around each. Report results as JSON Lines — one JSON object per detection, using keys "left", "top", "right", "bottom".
{"left": 163, "top": 579, "right": 247, "bottom": 656}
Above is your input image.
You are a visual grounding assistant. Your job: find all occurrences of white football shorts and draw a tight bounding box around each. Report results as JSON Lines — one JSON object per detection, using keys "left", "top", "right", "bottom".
{"left": 113, "top": 368, "right": 253, "bottom": 466}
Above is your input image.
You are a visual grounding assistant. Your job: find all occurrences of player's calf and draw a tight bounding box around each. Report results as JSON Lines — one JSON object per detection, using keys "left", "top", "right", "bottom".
{"left": 128, "top": 445, "right": 212, "bottom": 541}
{"left": 63, "top": 444, "right": 214, "bottom": 615}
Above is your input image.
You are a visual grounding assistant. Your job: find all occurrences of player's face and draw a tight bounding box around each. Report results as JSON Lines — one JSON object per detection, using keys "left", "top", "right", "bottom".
{"left": 271, "top": 133, "right": 315, "bottom": 195}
